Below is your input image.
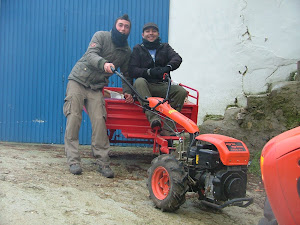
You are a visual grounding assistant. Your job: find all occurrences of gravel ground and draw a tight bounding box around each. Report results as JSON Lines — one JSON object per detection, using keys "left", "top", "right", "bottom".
{"left": 0, "top": 142, "right": 265, "bottom": 225}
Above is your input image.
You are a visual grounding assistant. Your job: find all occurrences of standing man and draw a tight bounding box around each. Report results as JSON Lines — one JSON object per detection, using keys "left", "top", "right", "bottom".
{"left": 63, "top": 14, "right": 133, "bottom": 177}
{"left": 129, "top": 22, "right": 187, "bottom": 136}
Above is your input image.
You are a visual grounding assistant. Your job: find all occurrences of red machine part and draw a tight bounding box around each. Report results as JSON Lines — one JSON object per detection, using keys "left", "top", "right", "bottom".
{"left": 151, "top": 166, "right": 170, "bottom": 200}
{"left": 195, "top": 134, "right": 250, "bottom": 166}
{"left": 260, "top": 126, "right": 300, "bottom": 225}
{"left": 148, "top": 97, "right": 199, "bottom": 134}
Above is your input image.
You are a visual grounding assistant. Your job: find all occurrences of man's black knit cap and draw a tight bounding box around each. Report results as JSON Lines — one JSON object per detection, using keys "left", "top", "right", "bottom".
{"left": 143, "top": 22, "right": 159, "bottom": 32}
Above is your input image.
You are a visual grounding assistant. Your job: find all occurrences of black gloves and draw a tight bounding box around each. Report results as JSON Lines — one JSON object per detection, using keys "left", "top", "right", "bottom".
{"left": 147, "top": 66, "right": 172, "bottom": 79}
{"left": 162, "top": 66, "right": 171, "bottom": 74}
{"left": 149, "top": 67, "right": 164, "bottom": 79}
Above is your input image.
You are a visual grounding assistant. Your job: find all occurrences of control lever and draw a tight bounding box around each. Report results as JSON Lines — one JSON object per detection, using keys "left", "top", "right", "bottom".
{"left": 110, "top": 67, "right": 148, "bottom": 103}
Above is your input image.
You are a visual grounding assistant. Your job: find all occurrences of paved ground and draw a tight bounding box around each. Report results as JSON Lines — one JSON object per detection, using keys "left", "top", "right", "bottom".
{"left": 0, "top": 142, "right": 265, "bottom": 225}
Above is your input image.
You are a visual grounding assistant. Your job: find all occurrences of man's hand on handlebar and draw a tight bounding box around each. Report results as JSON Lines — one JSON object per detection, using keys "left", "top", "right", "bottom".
{"left": 104, "top": 63, "right": 115, "bottom": 73}
{"left": 148, "top": 67, "right": 171, "bottom": 80}
{"left": 148, "top": 67, "right": 164, "bottom": 78}
{"left": 162, "top": 66, "right": 171, "bottom": 74}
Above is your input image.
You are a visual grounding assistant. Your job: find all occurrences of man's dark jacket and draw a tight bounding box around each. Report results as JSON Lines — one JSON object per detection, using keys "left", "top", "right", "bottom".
{"left": 129, "top": 43, "right": 182, "bottom": 83}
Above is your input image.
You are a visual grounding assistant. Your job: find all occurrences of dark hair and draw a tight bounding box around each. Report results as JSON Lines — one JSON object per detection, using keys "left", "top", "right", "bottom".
{"left": 115, "top": 14, "right": 131, "bottom": 28}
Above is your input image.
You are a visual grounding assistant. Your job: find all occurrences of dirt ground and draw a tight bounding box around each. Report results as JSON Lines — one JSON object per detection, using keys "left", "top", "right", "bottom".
{"left": 0, "top": 142, "right": 265, "bottom": 225}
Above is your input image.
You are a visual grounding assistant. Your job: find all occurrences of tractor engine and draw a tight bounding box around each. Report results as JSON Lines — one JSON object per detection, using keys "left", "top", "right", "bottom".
{"left": 188, "top": 143, "right": 248, "bottom": 205}
{"left": 199, "top": 167, "right": 248, "bottom": 201}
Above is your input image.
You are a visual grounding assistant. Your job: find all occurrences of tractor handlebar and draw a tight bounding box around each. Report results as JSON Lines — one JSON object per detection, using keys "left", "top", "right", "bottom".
{"left": 111, "top": 67, "right": 149, "bottom": 103}
{"left": 111, "top": 67, "right": 173, "bottom": 111}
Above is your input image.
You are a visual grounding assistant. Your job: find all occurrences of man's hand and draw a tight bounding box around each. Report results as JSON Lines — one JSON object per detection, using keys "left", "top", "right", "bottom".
{"left": 149, "top": 67, "right": 164, "bottom": 79}
{"left": 162, "top": 66, "right": 171, "bottom": 74}
{"left": 104, "top": 63, "right": 115, "bottom": 73}
{"left": 124, "top": 93, "right": 134, "bottom": 103}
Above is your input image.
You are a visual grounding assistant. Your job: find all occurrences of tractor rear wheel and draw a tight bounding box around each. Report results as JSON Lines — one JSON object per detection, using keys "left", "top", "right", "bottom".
{"left": 147, "top": 154, "right": 188, "bottom": 212}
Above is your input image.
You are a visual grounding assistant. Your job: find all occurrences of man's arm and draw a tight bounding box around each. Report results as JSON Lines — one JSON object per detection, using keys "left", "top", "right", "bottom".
{"left": 85, "top": 31, "right": 108, "bottom": 71}
{"left": 165, "top": 44, "right": 182, "bottom": 71}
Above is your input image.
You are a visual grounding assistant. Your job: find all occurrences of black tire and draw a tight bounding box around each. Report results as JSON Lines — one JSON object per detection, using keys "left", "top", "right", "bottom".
{"left": 257, "top": 197, "right": 278, "bottom": 225}
{"left": 147, "top": 154, "right": 188, "bottom": 212}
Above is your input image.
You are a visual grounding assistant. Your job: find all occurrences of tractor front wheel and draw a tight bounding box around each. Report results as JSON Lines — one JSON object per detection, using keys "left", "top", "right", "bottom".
{"left": 147, "top": 154, "right": 188, "bottom": 212}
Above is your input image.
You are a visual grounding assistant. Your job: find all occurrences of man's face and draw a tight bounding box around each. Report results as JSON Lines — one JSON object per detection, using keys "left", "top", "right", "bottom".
{"left": 116, "top": 19, "right": 131, "bottom": 35}
{"left": 142, "top": 28, "right": 159, "bottom": 42}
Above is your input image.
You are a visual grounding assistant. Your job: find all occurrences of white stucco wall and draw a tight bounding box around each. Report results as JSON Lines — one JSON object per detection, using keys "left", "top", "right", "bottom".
{"left": 168, "top": 0, "right": 300, "bottom": 123}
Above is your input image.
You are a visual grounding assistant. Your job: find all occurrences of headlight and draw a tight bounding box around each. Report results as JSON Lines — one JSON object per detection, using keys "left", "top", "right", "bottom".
{"left": 260, "top": 155, "right": 264, "bottom": 181}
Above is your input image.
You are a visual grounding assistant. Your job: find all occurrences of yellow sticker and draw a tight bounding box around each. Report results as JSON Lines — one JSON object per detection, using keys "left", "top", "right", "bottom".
{"left": 168, "top": 109, "right": 177, "bottom": 114}
{"left": 196, "top": 155, "right": 199, "bottom": 164}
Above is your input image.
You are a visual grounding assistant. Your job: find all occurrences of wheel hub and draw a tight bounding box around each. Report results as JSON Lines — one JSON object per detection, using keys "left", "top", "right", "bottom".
{"left": 151, "top": 166, "right": 170, "bottom": 200}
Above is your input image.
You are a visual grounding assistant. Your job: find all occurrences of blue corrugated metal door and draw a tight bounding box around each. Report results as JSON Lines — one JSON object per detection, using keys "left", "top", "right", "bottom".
{"left": 0, "top": 0, "right": 170, "bottom": 144}
{"left": 0, "top": 0, "right": 65, "bottom": 144}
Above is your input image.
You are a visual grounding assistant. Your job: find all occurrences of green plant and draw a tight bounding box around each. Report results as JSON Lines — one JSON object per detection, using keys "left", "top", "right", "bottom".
{"left": 226, "top": 104, "right": 238, "bottom": 109}
{"left": 288, "top": 71, "right": 297, "bottom": 81}
{"left": 203, "top": 114, "right": 224, "bottom": 121}
{"left": 248, "top": 150, "right": 262, "bottom": 176}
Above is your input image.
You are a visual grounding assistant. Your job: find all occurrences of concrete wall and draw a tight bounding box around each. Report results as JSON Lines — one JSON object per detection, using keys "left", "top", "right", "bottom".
{"left": 168, "top": 0, "right": 300, "bottom": 123}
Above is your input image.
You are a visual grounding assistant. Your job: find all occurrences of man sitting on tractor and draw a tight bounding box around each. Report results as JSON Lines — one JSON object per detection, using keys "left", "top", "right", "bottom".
{"left": 128, "top": 22, "right": 187, "bottom": 136}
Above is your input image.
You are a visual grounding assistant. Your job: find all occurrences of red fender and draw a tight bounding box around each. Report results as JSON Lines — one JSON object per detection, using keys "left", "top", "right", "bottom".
{"left": 195, "top": 134, "right": 250, "bottom": 166}
{"left": 261, "top": 126, "right": 300, "bottom": 225}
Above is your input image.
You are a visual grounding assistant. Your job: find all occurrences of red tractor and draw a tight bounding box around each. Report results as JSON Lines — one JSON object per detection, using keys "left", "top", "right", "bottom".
{"left": 108, "top": 69, "right": 253, "bottom": 211}
{"left": 259, "top": 126, "right": 300, "bottom": 225}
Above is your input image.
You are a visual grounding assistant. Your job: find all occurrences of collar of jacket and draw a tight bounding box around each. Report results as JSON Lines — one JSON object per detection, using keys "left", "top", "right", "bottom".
{"left": 114, "top": 43, "right": 130, "bottom": 50}
{"left": 140, "top": 43, "right": 163, "bottom": 51}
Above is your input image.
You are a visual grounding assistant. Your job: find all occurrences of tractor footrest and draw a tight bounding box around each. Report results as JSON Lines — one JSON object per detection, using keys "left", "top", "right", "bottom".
{"left": 201, "top": 197, "right": 253, "bottom": 209}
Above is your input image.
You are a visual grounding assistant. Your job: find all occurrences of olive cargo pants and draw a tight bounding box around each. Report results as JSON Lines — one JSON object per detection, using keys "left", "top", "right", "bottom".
{"left": 133, "top": 77, "right": 187, "bottom": 131}
{"left": 63, "top": 80, "right": 110, "bottom": 166}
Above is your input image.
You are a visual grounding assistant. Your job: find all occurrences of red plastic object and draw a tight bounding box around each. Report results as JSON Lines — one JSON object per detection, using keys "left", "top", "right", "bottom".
{"left": 195, "top": 134, "right": 250, "bottom": 166}
{"left": 148, "top": 97, "right": 199, "bottom": 134}
{"left": 261, "top": 126, "right": 300, "bottom": 225}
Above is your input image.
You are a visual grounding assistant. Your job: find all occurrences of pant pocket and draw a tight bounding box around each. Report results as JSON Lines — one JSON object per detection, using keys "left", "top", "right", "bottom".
{"left": 101, "top": 98, "right": 107, "bottom": 121}
{"left": 63, "top": 96, "right": 72, "bottom": 117}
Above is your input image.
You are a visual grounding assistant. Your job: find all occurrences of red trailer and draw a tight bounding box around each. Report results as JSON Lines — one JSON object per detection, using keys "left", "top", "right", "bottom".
{"left": 103, "top": 85, "right": 198, "bottom": 154}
